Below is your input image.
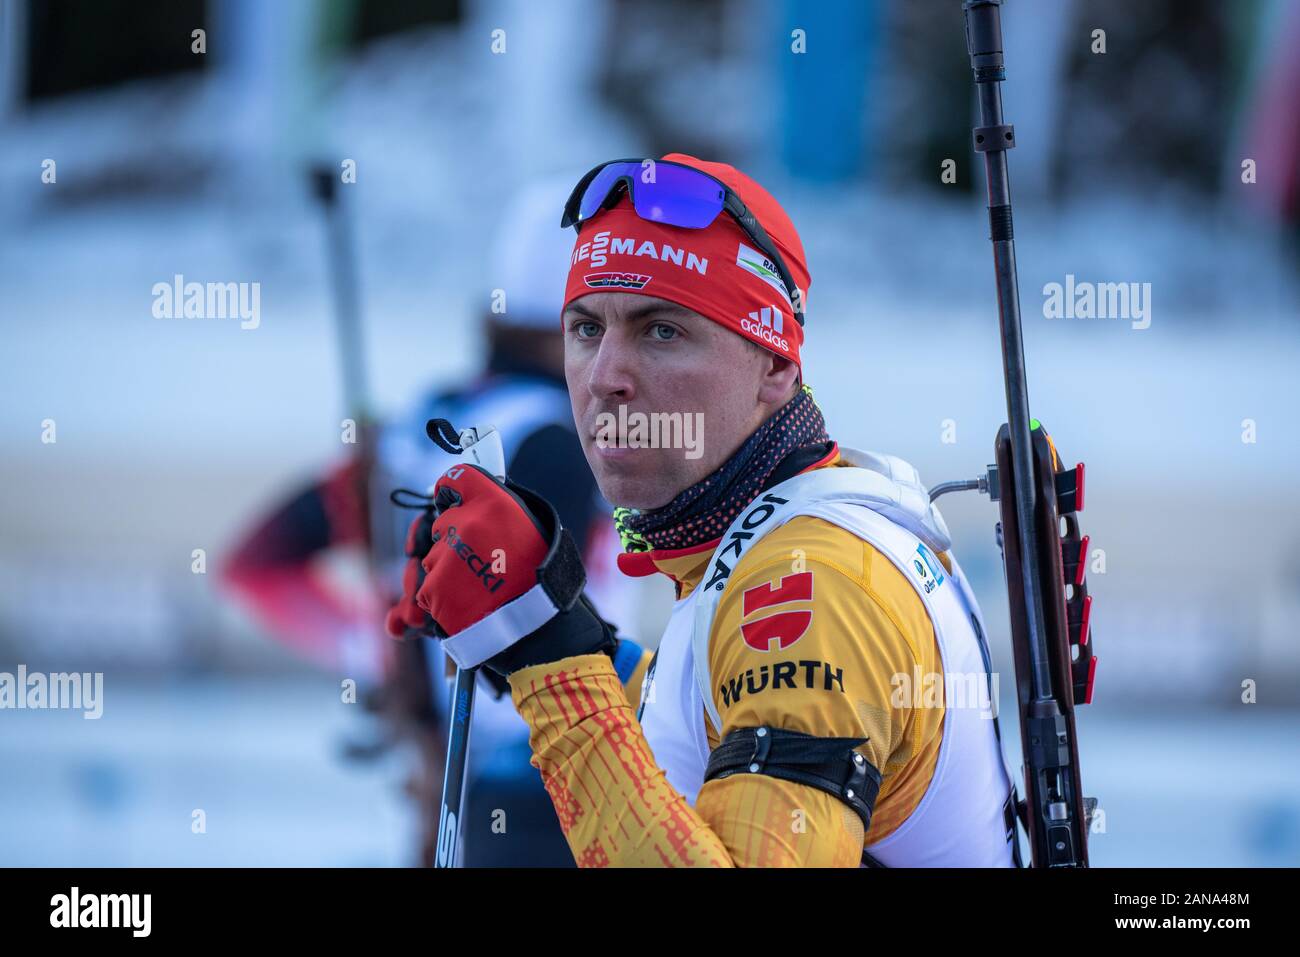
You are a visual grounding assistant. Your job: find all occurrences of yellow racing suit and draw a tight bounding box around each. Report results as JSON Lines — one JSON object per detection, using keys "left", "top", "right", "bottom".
{"left": 506, "top": 453, "right": 951, "bottom": 866}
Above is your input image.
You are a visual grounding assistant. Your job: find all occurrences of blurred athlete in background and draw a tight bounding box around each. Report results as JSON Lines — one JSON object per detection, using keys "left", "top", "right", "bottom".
{"left": 222, "top": 178, "right": 635, "bottom": 866}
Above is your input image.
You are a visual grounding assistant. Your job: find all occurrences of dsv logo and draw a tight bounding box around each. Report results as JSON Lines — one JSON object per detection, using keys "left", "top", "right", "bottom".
{"left": 740, "top": 571, "right": 813, "bottom": 651}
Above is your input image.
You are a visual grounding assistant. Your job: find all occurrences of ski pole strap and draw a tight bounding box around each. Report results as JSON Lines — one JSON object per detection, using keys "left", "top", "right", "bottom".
{"left": 704, "top": 726, "right": 881, "bottom": 831}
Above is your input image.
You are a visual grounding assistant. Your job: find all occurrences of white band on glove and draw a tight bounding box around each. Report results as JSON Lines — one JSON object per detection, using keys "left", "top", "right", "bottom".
{"left": 440, "top": 582, "right": 560, "bottom": 669}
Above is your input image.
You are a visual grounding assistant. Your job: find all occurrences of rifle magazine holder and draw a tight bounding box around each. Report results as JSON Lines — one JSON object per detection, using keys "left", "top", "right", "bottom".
{"left": 994, "top": 422, "right": 1096, "bottom": 867}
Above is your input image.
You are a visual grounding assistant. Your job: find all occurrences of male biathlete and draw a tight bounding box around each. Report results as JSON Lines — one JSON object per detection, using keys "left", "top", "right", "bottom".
{"left": 386, "top": 154, "right": 1019, "bottom": 867}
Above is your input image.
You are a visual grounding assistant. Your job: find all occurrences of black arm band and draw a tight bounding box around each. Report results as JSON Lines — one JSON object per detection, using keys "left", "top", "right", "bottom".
{"left": 704, "top": 726, "right": 882, "bottom": 832}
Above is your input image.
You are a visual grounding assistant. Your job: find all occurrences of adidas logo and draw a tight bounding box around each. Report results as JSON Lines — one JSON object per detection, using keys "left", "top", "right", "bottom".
{"left": 740, "top": 304, "right": 791, "bottom": 352}
{"left": 748, "top": 304, "right": 783, "bottom": 333}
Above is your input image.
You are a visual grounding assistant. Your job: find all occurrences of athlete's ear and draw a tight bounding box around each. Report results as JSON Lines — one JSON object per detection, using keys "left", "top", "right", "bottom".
{"left": 756, "top": 351, "right": 800, "bottom": 406}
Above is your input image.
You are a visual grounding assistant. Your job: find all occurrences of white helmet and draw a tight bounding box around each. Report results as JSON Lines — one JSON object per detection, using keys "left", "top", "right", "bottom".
{"left": 487, "top": 175, "right": 579, "bottom": 330}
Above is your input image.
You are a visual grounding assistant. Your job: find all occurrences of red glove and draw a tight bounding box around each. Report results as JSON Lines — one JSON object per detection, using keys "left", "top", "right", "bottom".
{"left": 385, "top": 505, "right": 438, "bottom": 640}
{"left": 385, "top": 465, "right": 613, "bottom": 675}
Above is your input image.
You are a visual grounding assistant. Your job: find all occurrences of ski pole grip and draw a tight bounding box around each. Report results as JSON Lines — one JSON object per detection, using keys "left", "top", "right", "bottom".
{"left": 963, "top": 0, "right": 1005, "bottom": 81}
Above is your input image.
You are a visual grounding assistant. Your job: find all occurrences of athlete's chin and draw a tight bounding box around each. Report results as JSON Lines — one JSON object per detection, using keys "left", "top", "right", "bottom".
{"left": 589, "top": 452, "right": 687, "bottom": 510}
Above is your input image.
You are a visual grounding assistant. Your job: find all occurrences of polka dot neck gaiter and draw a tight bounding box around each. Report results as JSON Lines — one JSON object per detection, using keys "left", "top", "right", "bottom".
{"left": 614, "top": 385, "right": 831, "bottom": 554}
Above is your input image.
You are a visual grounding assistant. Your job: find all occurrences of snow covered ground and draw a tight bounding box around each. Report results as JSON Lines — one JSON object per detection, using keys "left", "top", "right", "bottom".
{"left": 0, "top": 674, "right": 1295, "bottom": 867}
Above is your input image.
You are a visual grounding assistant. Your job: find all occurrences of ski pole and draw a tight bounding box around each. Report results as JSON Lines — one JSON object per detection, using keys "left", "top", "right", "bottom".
{"left": 425, "top": 421, "right": 506, "bottom": 869}
{"left": 435, "top": 666, "right": 477, "bottom": 868}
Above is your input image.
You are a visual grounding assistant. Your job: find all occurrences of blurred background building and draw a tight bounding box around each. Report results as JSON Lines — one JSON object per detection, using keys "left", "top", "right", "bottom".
{"left": 1, "top": 0, "right": 1298, "bottom": 866}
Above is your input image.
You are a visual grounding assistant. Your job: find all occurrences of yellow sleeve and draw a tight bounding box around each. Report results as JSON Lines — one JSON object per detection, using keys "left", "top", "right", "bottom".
{"left": 509, "top": 653, "right": 735, "bottom": 866}
{"left": 509, "top": 652, "right": 865, "bottom": 867}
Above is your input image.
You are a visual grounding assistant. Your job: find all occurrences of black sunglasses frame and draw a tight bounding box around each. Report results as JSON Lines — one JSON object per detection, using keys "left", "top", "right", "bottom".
{"left": 561, "top": 158, "right": 805, "bottom": 323}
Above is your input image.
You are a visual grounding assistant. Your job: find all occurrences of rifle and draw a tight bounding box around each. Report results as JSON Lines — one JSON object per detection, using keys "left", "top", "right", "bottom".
{"left": 310, "top": 165, "right": 449, "bottom": 868}
{"left": 930, "top": 0, "right": 1098, "bottom": 867}
{"left": 309, "top": 164, "right": 391, "bottom": 566}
